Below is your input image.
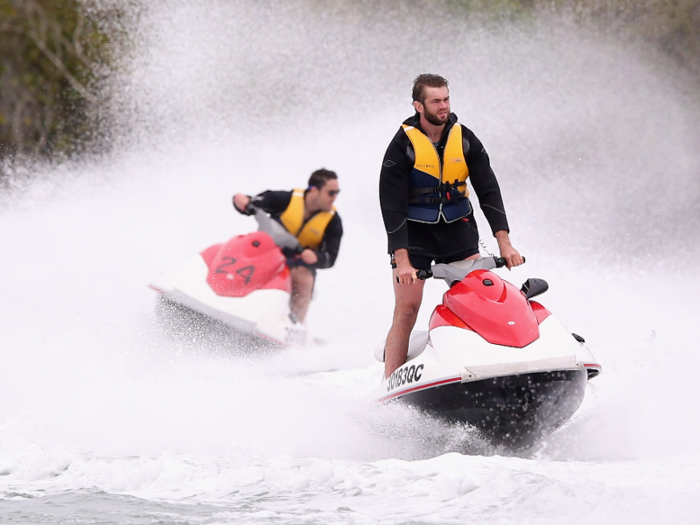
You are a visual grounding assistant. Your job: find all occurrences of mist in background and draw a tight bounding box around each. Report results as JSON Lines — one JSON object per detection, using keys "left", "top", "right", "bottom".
{"left": 1, "top": 1, "right": 699, "bottom": 523}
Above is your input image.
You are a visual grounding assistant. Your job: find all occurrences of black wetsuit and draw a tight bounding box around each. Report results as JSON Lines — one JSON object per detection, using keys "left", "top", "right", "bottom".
{"left": 379, "top": 113, "right": 510, "bottom": 269}
{"left": 236, "top": 189, "right": 342, "bottom": 270}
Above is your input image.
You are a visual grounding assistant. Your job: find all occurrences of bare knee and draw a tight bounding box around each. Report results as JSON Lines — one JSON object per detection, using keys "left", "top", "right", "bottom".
{"left": 393, "top": 299, "right": 420, "bottom": 327}
{"left": 395, "top": 301, "right": 419, "bottom": 318}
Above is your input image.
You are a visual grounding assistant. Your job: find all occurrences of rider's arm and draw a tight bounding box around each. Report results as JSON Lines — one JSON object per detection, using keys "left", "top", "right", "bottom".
{"left": 464, "top": 127, "right": 523, "bottom": 269}
{"left": 393, "top": 248, "right": 418, "bottom": 285}
{"left": 232, "top": 190, "right": 293, "bottom": 215}
{"left": 463, "top": 126, "right": 510, "bottom": 235}
{"left": 314, "top": 214, "right": 343, "bottom": 269}
{"left": 379, "top": 128, "right": 414, "bottom": 253}
{"left": 495, "top": 230, "right": 523, "bottom": 269}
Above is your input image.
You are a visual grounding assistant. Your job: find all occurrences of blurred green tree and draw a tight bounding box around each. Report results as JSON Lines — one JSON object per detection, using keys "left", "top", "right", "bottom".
{"left": 0, "top": 0, "right": 116, "bottom": 162}
{"left": 1, "top": 0, "right": 698, "bottom": 170}
{"left": 446, "top": 0, "right": 700, "bottom": 77}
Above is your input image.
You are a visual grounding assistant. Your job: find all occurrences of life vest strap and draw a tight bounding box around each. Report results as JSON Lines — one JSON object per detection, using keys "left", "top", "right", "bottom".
{"left": 408, "top": 180, "right": 467, "bottom": 204}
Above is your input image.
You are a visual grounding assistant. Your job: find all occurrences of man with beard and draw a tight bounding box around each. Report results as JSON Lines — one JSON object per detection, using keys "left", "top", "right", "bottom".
{"left": 233, "top": 168, "right": 342, "bottom": 327}
{"left": 379, "top": 73, "right": 523, "bottom": 379}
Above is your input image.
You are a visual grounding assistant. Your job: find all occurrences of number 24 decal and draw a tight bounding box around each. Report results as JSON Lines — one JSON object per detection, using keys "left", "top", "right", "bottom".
{"left": 215, "top": 257, "right": 255, "bottom": 285}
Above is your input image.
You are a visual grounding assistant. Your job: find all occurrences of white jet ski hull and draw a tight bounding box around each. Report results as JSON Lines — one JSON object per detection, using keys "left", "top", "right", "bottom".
{"left": 150, "top": 254, "right": 306, "bottom": 347}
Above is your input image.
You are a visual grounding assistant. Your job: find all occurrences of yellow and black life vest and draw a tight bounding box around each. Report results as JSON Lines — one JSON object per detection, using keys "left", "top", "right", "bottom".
{"left": 279, "top": 189, "right": 336, "bottom": 250}
{"left": 403, "top": 123, "right": 472, "bottom": 223}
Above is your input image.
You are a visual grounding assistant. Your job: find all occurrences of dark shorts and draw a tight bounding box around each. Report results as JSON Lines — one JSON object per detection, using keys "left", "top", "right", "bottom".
{"left": 403, "top": 216, "right": 480, "bottom": 271}
{"left": 286, "top": 257, "right": 317, "bottom": 278}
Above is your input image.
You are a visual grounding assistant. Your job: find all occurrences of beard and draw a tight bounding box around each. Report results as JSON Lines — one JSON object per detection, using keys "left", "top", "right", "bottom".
{"left": 423, "top": 105, "right": 449, "bottom": 126}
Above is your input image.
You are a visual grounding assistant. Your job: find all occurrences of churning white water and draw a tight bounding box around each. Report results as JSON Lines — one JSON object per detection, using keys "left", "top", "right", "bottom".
{"left": 1, "top": 1, "right": 699, "bottom": 523}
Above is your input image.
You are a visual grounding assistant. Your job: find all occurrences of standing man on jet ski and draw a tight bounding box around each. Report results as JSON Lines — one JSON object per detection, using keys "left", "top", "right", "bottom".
{"left": 379, "top": 73, "right": 524, "bottom": 379}
{"left": 232, "top": 168, "right": 343, "bottom": 325}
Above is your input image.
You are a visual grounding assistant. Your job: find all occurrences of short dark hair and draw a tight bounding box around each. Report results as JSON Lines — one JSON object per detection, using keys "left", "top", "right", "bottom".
{"left": 308, "top": 168, "right": 338, "bottom": 190}
{"left": 412, "top": 73, "right": 449, "bottom": 103}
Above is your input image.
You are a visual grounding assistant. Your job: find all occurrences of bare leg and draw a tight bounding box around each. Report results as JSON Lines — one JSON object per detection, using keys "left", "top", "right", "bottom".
{"left": 384, "top": 269, "right": 424, "bottom": 379}
{"left": 289, "top": 266, "right": 314, "bottom": 324}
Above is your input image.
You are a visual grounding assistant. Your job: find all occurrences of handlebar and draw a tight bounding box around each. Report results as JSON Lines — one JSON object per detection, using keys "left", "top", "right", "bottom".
{"left": 493, "top": 256, "right": 525, "bottom": 268}
{"left": 247, "top": 204, "right": 303, "bottom": 252}
{"left": 400, "top": 255, "right": 526, "bottom": 283}
{"left": 416, "top": 269, "right": 432, "bottom": 280}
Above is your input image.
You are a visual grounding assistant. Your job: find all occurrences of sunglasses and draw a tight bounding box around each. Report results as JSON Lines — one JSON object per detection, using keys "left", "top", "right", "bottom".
{"left": 327, "top": 189, "right": 341, "bottom": 197}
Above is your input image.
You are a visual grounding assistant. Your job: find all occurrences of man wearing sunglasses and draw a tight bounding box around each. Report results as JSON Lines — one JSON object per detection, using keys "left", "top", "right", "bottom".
{"left": 232, "top": 168, "right": 343, "bottom": 326}
{"left": 379, "top": 74, "right": 523, "bottom": 379}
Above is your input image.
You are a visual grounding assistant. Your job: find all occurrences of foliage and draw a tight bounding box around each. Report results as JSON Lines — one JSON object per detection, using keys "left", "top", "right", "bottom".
{"left": 445, "top": 0, "right": 700, "bottom": 76}
{"left": 0, "top": 0, "right": 698, "bottom": 169}
{"left": 0, "top": 0, "right": 118, "bottom": 162}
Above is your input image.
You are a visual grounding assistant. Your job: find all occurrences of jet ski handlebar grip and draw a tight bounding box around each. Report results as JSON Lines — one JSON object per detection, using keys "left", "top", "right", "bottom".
{"left": 394, "top": 269, "right": 432, "bottom": 284}
{"left": 494, "top": 256, "right": 526, "bottom": 268}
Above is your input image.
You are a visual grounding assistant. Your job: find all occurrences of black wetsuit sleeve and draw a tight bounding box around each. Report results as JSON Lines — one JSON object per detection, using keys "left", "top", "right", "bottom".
{"left": 315, "top": 213, "right": 343, "bottom": 269}
{"left": 249, "top": 190, "right": 293, "bottom": 215}
{"left": 379, "top": 128, "right": 413, "bottom": 253}
{"left": 464, "top": 126, "right": 510, "bottom": 235}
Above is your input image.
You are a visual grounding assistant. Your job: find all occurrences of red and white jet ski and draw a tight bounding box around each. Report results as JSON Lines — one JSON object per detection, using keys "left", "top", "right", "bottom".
{"left": 149, "top": 207, "right": 308, "bottom": 347}
{"left": 367, "top": 257, "right": 602, "bottom": 450}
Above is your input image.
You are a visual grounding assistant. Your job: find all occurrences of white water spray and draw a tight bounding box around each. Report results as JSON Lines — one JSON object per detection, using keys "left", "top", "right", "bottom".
{"left": 1, "top": 1, "right": 699, "bottom": 523}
